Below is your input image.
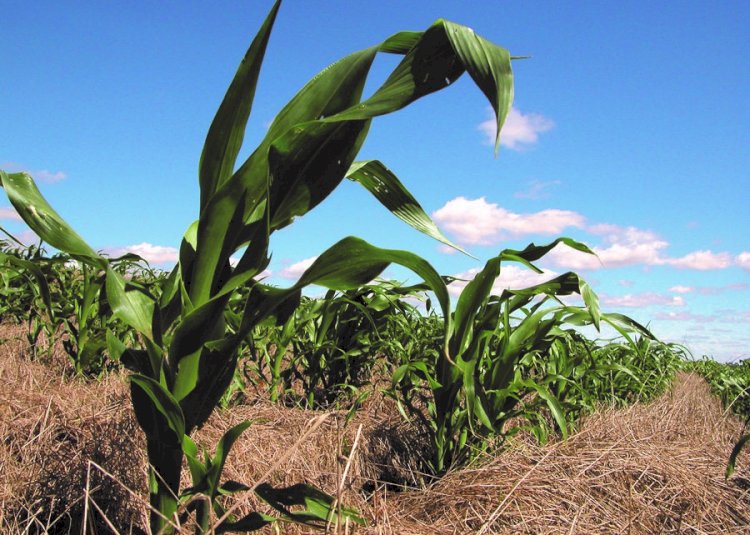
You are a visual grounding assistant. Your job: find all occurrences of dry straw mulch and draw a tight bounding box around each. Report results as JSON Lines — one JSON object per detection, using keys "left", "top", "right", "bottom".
{"left": 1, "top": 322, "right": 749, "bottom": 534}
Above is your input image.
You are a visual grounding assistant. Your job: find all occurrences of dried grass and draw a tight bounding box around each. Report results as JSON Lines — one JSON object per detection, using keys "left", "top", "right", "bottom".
{"left": 2, "top": 322, "right": 749, "bottom": 534}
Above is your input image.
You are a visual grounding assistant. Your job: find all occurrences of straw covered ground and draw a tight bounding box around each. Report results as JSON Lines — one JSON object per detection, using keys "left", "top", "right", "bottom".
{"left": 1, "top": 322, "right": 749, "bottom": 534}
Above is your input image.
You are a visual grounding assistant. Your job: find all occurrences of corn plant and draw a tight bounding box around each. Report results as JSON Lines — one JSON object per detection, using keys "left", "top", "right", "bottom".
{"left": 2, "top": 1, "right": 520, "bottom": 530}
{"left": 689, "top": 357, "right": 750, "bottom": 478}
{"left": 390, "top": 239, "right": 663, "bottom": 475}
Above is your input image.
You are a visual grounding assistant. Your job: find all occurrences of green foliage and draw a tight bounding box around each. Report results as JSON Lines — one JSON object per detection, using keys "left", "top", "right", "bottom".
{"left": 1, "top": 1, "right": 519, "bottom": 531}
{"left": 0, "top": 2, "right": 698, "bottom": 529}
{"left": 686, "top": 357, "right": 750, "bottom": 478}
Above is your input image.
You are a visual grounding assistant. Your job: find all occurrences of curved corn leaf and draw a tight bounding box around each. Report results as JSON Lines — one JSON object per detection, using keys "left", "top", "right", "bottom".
{"left": 0, "top": 171, "right": 103, "bottom": 266}
{"left": 129, "top": 374, "right": 185, "bottom": 447}
{"left": 727, "top": 433, "right": 750, "bottom": 478}
{"left": 578, "top": 278, "right": 601, "bottom": 330}
{"left": 442, "top": 20, "right": 513, "bottom": 154}
{"left": 518, "top": 378, "right": 569, "bottom": 439}
{"left": 268, "top": 119, "right": 370, "bottom": 229}
{"left": 347, "top": 160, "right": 469, "bottom": 255}
{"left": 206, "top": 420, "right": 253, "bottom": 495}
{"left": 105, "top": 268, "right": 155, "bottom": 341}
{"left": 255, "top": 483, "right": 366, "bottom": 527}
{"left": 199, "top": 0, "right": 281, "bottom": 210}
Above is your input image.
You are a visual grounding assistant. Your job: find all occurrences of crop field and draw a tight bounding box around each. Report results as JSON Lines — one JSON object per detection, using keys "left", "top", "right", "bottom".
{"left": 2, "top": 2, "right": 750, "bottom": 533}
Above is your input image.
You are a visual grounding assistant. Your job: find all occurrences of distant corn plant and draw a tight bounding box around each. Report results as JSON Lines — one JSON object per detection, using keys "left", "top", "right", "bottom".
{"left": 390, "top": 241, "right": 665, "bottom": 475}
{"left": 688, "top": 357, "right": 750, "bottom": 478}
{"left": 1, "top": 1, "right": 523, "bottom": 531}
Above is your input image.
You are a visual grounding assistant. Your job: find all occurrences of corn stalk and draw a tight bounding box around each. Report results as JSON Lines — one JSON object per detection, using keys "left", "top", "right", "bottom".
{"left": 1, "top": 1, "right": 518, "bottom": 531}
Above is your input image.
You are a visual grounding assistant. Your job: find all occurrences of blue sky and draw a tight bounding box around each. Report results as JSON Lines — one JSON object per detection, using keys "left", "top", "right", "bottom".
{"left": 2, "top": 1, "right": 749, "bottom": 361}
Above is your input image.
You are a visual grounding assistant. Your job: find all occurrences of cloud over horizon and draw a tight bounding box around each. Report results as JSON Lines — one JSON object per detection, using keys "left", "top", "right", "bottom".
{"left": 278, "top": 256, "right": 317, "bottom": 280}
{"left": 104, "top": 242, "right": 179, "bottom": 265}
{"left": 432, "top": 197, "right": 585, "bottom": 245}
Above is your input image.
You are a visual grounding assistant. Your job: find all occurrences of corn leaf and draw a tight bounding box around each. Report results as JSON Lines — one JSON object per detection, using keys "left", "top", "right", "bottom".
{"left": 198, "top": 0, "right": 281, "bottom": 210}
{"left": 347, "top": 160, "right": 469, "bottom": 255}
{"left": 0, "top": 171, "right": 103, "bottom": 266}
{"left": 129, "top": 374, "right": 186, "bottom": 447}
{"left": 442, "top": 20, "right": 513, "bottom": 154}
{"left": 105, "top": 268, "right": 155, "bottom": 341}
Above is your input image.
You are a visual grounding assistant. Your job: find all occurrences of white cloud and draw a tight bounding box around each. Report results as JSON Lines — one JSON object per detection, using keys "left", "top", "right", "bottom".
{"left": 0, "top": 207, "right": 21, "bottom": 221}
{"left": 601, "top": 292, "right": 686, "bottom": 308}
{"left": 736, "top": 252, "right": 750, "bottom": 270}
{"left": 34, "top": 170, "right": 67, "bottom": 184}
{"left": 547, "top": 223, "right": 734, "bottom": 272}
{"left": 479, "top": 107, "right": 555, "bottom": 150}
{"left": 668, "top": 285, "right": 693, "bottom": 294}
{"left": 447, "top": 264, "right": 558, "bottom": 298}
{"left": 660, "top": 250, "right": 733, "bottom": 270}
{"left": 105, "top": 242, "right": 179, "bottom": 264}
{"left": 513, "top": 179, "right": 561, "bottom": 200}
{"left": 432, "top": 197, "right": 585, "bottom": 246}
{"left": 279, "top": 256, "right": 317, "bottom": 279}
{"left": 654, "top": 311, "right": 714, "bottom": 322}
{"left": 1, "top": 162, "right": 67, "bottom": 184}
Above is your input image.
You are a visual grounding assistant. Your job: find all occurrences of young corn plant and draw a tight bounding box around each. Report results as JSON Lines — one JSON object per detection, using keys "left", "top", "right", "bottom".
{"left": 392, "top": 239, "right": 657, "bottom": 475}
{"left": 2, "top": 1, "right": 520, "bottom": 531}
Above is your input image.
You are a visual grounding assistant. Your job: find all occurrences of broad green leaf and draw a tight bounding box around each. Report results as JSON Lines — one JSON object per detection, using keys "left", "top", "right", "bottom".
{"left": 206, "top": 420, "right": 253, "bottom": 493}
{"left": 347, "top": 160, "right": 469, "bottom": 255}
{"left": 578, "top": 277, "right": 601, "bottom": 330}
{"left": 190, "top": 44, "right": 382, "bottom": 303}
{"left": 518, "top": 379, "right": 569, "bottom": 439}
{"left": 105, "top": 268, "right": 155, "bottom": 341}
{"left": 0, "top": 171, "right": 103, "bottom": 266}
{"left": 199, "top": 0, "right": 281, "bottom": 210}
{"left": 129, "top": 374, "right": 186, "bottom": 447}
{"left": 727, "top": 433, "right": 750, "bottom": 478}
{"left": 105, "top": 329, "right": 127, "bottom": 362}
{"left": 268, "top": 119, "right": 369, "bottom": 229}
{"left": 255, "top": 483, "right": 366, "bottom": 527}
{"left": 169, "top": 294, "right": 230, "bottom": 400}
{"left": 237, "top": 237, "right": 450, "bottom": 345}
{"left": 451, "top": 256, "right": 500, "bottom": 358}
{"left": 443, "top": 20, "right": 513, "bottom": 154}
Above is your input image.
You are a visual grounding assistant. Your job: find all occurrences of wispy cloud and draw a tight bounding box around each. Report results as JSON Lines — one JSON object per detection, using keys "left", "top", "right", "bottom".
{"left": 660, "top": 250, "right": 733, "bottom": 270}
{"left": 601, "top": 292, "right": 686, "bottom": 308}
{"left": 654, "top": 310, "right": 716, "bottom": 322}
{"left": 479, "top": 107, "right": 554, "bottom": 151}
{"left": 432, "top": 196, "right": 585, "bottom": 246}
{"left": 34, "top": 170, "right": 67, "bottom": 184}
{"left": 104, "top": 242, "right": 179, "bottom": 264}
{"left": 548, "top": 223, "right": 738, "bottom": 272}
{"left": 2, "top": 162, "right": 67, "bottom": 184}
{"left": 737, "top": 252, "right": 750, "bottom": 271}
{"left": 279, "top": 256, "right": 317, "bottom": 280}
{"left": 0, "top": 207, "right": 21, "bottom": 221}
{"left": 668, "top": 285, "right": 693, "bottom": 294}
{"left": 668, "top": 282, "right": 749, "bottom": 296}
{"left": 513, "top": 178, "right": 561, "bottom": 200}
